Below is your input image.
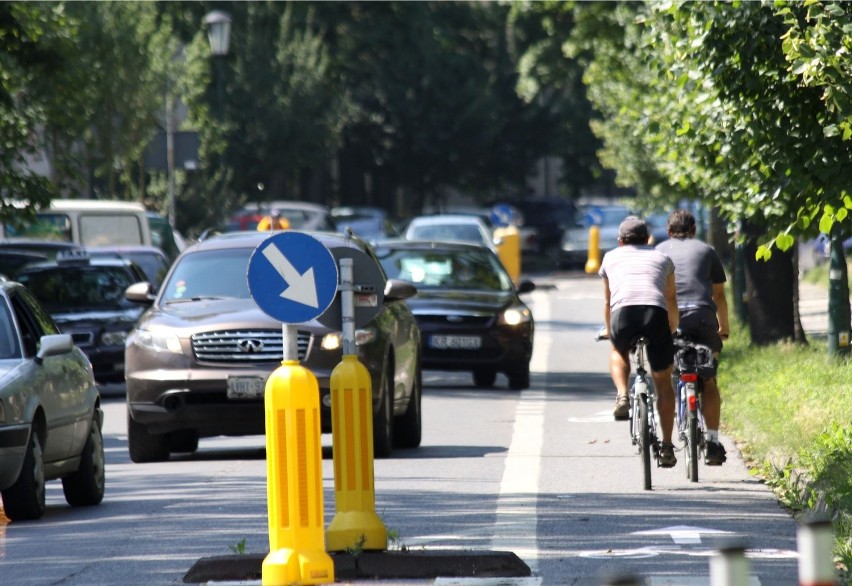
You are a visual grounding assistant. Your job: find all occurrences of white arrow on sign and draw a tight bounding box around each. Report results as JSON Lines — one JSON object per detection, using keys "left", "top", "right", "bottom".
{"left": 633, "top": 525, "right": 732, "bottom": 545}
{"left": 262, "top": 243, "right": 319, "bottom": 308}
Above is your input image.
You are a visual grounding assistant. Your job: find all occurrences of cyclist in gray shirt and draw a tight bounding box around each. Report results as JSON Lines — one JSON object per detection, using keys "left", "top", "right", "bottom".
{"left": 599, "top": 216, "right": 680, "bottom": 467}
{"left": 656, "top": 209, "right": 730, "bottom": 465}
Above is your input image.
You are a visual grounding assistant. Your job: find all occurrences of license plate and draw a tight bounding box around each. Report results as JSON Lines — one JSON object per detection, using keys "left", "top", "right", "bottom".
{"left": 227, "top": 376, "right": 266, "bottom": 400}
{"left": 429, "top": 335, "right": 482, "bottom": 350}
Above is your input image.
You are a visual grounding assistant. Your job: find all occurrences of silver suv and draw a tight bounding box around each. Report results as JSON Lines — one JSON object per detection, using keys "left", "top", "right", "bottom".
{"left": 124, "top": 231, "right": 422, "bottom": 462}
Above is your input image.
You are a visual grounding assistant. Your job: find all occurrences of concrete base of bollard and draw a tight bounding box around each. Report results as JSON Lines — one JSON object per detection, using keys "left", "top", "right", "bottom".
{"left": 184, "top": 550, "right": 530, "bottom": 584}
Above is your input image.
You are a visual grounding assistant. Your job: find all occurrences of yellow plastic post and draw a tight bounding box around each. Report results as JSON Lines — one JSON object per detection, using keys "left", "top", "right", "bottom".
{"left": 325, "top": 354, "right": 387, "bottom": 551}
{"left": 585, "top": 225, "right": 601, "bottom": 274}
{"left": 494, "top": 225, "right": 521, "bottom": 284}
{"left": 262, "top": 361, "right": 334, "bottom": 586}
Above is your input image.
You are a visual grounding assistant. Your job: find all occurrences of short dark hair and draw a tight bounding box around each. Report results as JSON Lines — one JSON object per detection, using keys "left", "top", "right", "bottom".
{"left": 618, "top": 216, "right": 650, "bottom": 244}
{"left": 666, "top": 209, "right": 696, "bottom": 239}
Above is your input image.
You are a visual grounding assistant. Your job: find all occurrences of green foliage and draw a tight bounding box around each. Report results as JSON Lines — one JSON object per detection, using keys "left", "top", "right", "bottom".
{"left": 343, "top": 533, "right": 367, "bottom": 557}
{"left": 227, "top": 538, "right": 247, "bottom": 555}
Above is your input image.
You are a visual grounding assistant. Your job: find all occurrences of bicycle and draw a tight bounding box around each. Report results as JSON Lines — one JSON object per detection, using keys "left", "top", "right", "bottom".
{"left": 596, "top": 330, "right": 662, "bottom": 490}
{"left": 672, "top": 331, "right": 716, "bottom": 482}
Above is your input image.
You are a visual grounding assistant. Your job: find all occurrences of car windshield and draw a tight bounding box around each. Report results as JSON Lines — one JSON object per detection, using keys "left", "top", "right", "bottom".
{"left": 17, "top": 265, "right": 137, "bottom": 311}
{"left": 378, "top": 247, "right": 512, "bottom": 291}
{"left": 408, "top": 223, "right": 486, "bottom": 246}
{"left": 160, "top": 248, "right": 253, "bottom": 302}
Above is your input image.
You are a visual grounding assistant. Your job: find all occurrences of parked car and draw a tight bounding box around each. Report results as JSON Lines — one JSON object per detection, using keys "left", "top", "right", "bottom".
{"left": 0, "top": 280, "right": 104, "bottom": 521}
{"left": 374, "top": 240, "right": 535, "bottom": 390}
{"left": 86, "top": 244, "right": 171, "bottom": 286}
{"left": 123, "top": 231, "right": 422, "bottom": 463}
{"left": 403, "top": 214, "right": 498, "bottom": 253}
{"left": 16, "top": 251, "right": 149, "bottom": 384}
{"left": 331, "top": 206, "right": 399, "bottom": 242}
{"left": 489, "top": 196, "right": 577, "bottom": 257}
{"left": 560, "top": 204, "right": 633, "bottom": 269}
{"left": 201, "top": 201, "right": 337, "bottom": 240}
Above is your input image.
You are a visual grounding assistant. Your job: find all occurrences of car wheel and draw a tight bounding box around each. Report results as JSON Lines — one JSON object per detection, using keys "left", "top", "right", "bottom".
{"left": 167, "top": 430, "right": 199, "bottom": 454}
{"left": 127, "top": 410, "right": 169, "bottom": 463}
{"left": 1, "top": 429, "right": 46, "bottom": 521}
{"left": 472, "top": 369, "right": 497, "bottom": 388}
{"left": 393, "top": 364, "right": 422, "bottom": 449}
{"left": 373, "top": 364, "right": 394, "bottom": 459}
{"left": 507, "top": 364, "right": 531, "bottom": 391}
{"left": 62, "top": 416, "right": 105, "bottom": 507}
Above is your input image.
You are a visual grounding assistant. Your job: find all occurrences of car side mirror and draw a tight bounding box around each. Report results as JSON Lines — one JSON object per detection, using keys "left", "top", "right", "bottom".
{"left": 384, "top": 278, "right": 417, "bottom": 302}
{"left": 125, "top": 281, "right": 156, "bottom": 304}
{"left": 36, "top": 334, "right": 73, "bottom": 364}
{"left": 517, "top": 280, "right": 536, "bottom": 295}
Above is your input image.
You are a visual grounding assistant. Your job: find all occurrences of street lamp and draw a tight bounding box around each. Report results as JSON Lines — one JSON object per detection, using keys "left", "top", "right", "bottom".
{"left": 203, "top": 10, "right": 231, "bottom": 119}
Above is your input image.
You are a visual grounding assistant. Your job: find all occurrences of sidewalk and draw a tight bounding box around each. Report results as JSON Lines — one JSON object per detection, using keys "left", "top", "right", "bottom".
{"left": 798, "top": 280, "right": 829, "bottom": 338}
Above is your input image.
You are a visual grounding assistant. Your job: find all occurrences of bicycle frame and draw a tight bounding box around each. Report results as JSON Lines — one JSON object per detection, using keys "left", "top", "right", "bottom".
{"left": 628, "top": 337, "right": 660, "bottom": 490}
{"left": 673, "top": 335, "right": 712, "bottom": 482}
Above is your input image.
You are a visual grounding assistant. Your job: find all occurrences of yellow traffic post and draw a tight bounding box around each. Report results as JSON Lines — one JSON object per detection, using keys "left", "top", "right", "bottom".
{"left": 262, "top": 352, "right": 334, "bottom": 585}
{"left": 326, "top": 258, "right": 387, "bottom": 552}
{"left": 584, "top": 225, "right": 601, "bottom": 274}
{"left": 494, "top": 225, "right": 521, "bottom": 284}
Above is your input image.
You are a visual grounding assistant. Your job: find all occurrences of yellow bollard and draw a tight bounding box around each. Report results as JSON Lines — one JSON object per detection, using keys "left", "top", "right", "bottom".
{"left": 494, "top": 225, "right": 521, "bottom": 284}
{"left": 262, "top": 361, "right": 334, "bottom": 586}
{"left": 585, "top": 225, "right": 601, "bottom": 274}
{"left": 325, "top": 354, "right": 387, "bottom": 551}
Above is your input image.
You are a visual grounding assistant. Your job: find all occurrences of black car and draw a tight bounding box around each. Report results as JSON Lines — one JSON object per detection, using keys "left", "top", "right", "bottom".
{"left": 374, "top": 240, "right": 535, "bottom": 390}
{"left": 489, "top": 196, "right": 577, "bottom": 257}
{"left": 16, "top": 251, "right": 149, "bottom": 383}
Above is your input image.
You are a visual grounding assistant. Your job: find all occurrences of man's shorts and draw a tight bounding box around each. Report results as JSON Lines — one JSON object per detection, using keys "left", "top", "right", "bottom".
{"left": 610, "top": 305, "right": 674, "bottom": 372}
{"left": 679, "top": 306, "right": 722, "bottom": 354}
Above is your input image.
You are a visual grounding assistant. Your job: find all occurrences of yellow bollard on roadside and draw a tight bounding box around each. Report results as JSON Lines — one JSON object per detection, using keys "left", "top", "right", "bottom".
{"left": 325, "top": 354, "right": 387, "bottom": 551}
{"left": 494, "top": 225, "right": 521, "bottom": 284}
{"left": 262, "top": 360, "right": 334, "bottom": 586}
{"left": 585, "top": 225, "right": 601, "bottom": 274}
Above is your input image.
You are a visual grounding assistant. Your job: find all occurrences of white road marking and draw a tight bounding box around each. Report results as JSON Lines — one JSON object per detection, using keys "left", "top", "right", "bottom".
{"left": 633, "top": 525, "right": 733, "bottom": 545}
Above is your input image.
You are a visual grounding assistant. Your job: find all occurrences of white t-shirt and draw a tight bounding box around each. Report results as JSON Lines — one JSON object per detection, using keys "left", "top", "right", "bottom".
{"left": 599, "top": 245, "right": 674, "bottom": 311}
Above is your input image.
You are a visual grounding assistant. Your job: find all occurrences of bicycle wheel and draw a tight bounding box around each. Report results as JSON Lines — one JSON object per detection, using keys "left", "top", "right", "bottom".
{"left": 639, "top": 395, "right": 652, "bottom": 490}
{"left": 687, "top": 413, "right": 699, "bottom": 482}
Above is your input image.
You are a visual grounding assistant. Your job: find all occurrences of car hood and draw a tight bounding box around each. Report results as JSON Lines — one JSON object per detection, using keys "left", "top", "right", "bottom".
{"left": 53, "top": 307, "right": 143, "bottom": 326}
{"left": 141, "top": 298, "right": 325, "bottom": 333}
{"left": 406, "top": 289, "right": 517, "bottom": 314}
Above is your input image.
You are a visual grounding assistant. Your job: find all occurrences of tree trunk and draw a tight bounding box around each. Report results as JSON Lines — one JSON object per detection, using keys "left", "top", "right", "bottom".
{"left": 742, "top": 236, "right": 799, "bottom": 345}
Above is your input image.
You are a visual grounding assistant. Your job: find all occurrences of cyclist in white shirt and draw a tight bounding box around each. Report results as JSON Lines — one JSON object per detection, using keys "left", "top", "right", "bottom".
{"left": 599, "top": 216, "right": 680, "bottom": 467}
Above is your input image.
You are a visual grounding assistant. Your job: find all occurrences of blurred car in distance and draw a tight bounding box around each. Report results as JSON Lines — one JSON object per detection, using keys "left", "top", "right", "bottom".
{"left": 489, "top": 196, "right": 577, "bottom": 257}
{"left": 331, "top": 206, "right": 399, "bottom": 242}
{"left": 0, "top": 280, "right": 104, "bottom": 521}
{"left": 0, "top": 239, "right": 84, "bottom": 279}
{"left": 86, "top": 245, "right": 170, "bottom": 286}
{"left": 560, "top": 204, "right": 632, "bottom": 269}
{"left": 201, "top": 201, "right": 337, "bottom": 239}
{"left": 123, "top": 231, "right": 422, "bottom": 462}
{"left": 403, "top": 214, "right": 498, "bottom": 253}
{"left": 375, "top": 240, "right": 535, "bottom": 390}
{"left": 16, "top": 251, "right": 149, "bottom": 384}
{"left": 146, "top": 212, "right": 185, "bottom": 262}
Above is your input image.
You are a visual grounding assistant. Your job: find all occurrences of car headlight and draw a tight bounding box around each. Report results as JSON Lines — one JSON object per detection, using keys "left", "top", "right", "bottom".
{"left": 133, "top": 328, "right": 182, "bottom": 353}
{"left": 101, "top": 331, "right": 129, "bottom": 346}
{"left": 499, "top": 306, "right": 532, "bottom": 326}
{"left": 320, "top": 327, "right": 378, "bottom": 350}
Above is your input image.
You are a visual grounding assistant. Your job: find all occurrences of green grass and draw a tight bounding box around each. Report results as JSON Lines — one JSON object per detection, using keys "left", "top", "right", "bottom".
{"left": 718, "top": 313, "right": 852, "bottom": 580}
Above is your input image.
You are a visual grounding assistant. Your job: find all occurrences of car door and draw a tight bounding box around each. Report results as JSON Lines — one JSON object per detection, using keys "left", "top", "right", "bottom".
{"left": 9, "top": 288, "right": 88, "bottom": 461}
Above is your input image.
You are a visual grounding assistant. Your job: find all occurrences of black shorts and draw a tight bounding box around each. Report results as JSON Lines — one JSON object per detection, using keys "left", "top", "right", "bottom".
{"left": 679, "top": 307, "right": 722, "bottom": 354}
{"left": 611, "top": 305, "right": 674, "bottom": 372}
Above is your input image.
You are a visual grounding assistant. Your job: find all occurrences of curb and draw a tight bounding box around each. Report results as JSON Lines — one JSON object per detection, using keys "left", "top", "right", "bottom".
{"left": 184, "top": 550, "right": 530, "bottom": 584}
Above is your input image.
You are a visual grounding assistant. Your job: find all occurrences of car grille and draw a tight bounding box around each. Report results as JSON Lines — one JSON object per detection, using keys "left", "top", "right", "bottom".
{"left": 69, "top": 331, "right": 95, "bottom": 347}
{"left": 413, "top": 313, "right": 494, "bottom": 327}
{"left": 191, "top": 330, "right": 309, "bottom": 363}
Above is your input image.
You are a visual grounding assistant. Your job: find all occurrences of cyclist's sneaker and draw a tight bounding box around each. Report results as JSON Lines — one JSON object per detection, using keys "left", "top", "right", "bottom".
{"left": 658, "top": 443, "right": 677, "bottom": 468}
{"left": 613, "top": 396, "right": 630, "bottom": 420}
{"left": 705, "top": 441, "right": 727, "bottom": 465}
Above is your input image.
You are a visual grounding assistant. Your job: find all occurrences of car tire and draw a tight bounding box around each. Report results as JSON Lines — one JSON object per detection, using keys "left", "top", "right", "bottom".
{"left": 507, "top": 364, "right": 531, "bottom": 391}
{"left": 127, "top": 410, "right": 169, "bottom": 463}
{"left": 1, "top": 429, "right": 46, "bottom": 521}
{"left": 393, "top": 364, "right": 422, "bottom": 449}
{"left": 62, "top": 416, "right": 105, "bottom": 507}
{"left": 472, "top": 369, "right": 497, "bottom": 388}
{"left": 373, "top": 364, "right": 395, "bottom": 459}
{"left": 167, "top": 430, "right": 199, "bottom": 454}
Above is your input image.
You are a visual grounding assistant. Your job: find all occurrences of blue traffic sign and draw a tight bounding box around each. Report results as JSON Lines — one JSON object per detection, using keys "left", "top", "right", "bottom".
{"left": 247, "top": 232, "right": 338, "bottom": 324}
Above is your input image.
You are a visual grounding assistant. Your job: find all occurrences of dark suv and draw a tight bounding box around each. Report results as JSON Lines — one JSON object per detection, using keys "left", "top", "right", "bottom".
{"left": 16, "top": 251, "right": 149, "bottom": 383}
{"left": 490, "top": 197, "right": 578, "bottom": 257}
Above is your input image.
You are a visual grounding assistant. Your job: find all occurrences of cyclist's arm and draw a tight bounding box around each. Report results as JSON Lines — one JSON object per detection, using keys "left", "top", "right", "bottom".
{"left": 665, "top": 273, "right": 679, "bottom": 333}
{"left": 602, "top": 277, "right": 612, "bottom": 337}
{"left": 712, "top": 282, "right": 730, "bottom": 340}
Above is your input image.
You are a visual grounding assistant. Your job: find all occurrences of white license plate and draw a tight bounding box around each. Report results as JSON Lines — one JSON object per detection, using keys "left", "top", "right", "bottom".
{"left": 227, "top": 376, "right": 266, "bottom": 400}
{"left": 429, "top": 335, "right": 482, "bottom": 350}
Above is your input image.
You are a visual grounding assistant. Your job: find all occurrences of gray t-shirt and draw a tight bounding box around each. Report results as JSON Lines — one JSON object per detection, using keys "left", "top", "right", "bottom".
{"left": 656, "top": 237, "right": 726, "bottom": 311}
{"left": 599, "top": 245, "right": 674, "bottom": 311}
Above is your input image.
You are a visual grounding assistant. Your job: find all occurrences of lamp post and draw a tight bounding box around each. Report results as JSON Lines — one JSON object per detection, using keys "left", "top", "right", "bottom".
{"left": 203, "top": 10, "right": 231, "bottom": 122}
